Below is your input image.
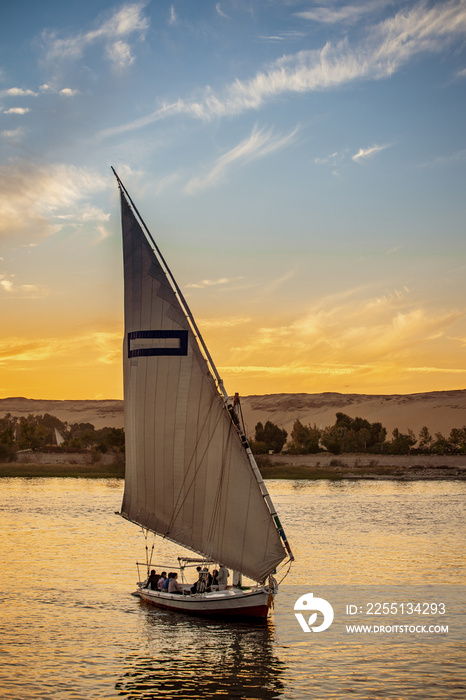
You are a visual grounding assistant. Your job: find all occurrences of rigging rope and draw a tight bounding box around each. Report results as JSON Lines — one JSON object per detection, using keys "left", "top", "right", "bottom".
{"left": 276, "top": 558, "right": 293, "bottom": 586}
{"left": 143, "top": 528, "right": 156, "bottom": 575}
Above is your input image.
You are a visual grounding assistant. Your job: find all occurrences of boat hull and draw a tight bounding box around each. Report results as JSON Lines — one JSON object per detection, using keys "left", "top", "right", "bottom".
{"left": 135, "top": 586, "right": 273, "bottom": 619}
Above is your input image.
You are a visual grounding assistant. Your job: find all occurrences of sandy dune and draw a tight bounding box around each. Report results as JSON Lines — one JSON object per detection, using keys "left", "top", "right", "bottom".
{"left": 1, "top": 390, "right": 466, "bottom": 440}
{"left": 0, "top": 397, "right": 124, "bottom": 429}
{"left": 240, "top": 390, "right": 466, "bottom": 440}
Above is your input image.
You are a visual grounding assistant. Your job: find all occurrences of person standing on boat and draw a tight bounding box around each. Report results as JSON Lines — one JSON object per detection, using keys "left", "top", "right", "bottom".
{"left": 168, "top": 572, "right": 183, "bottom": 595}
{"left": 228, "top": 393, "right": 241, "bottom": 427}
{"left": 217, "top": 565, "right": 229, "bottom": 590}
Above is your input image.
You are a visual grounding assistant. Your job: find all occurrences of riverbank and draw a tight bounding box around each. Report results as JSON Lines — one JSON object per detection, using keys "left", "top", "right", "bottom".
{"left": 1, "top": 452, "right": 465, "bottom": 479}
{"left": 0, "top": 462, "right": 124, "bottom": 478}
{"left": 258, "top": 452, "right": 466, "bottom": 480}
{"left": 0, "top": 450, "right": 124, "bottom": 478}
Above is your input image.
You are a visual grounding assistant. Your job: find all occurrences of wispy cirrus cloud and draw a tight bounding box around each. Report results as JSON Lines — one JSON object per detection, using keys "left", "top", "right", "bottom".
{"left": 184, "top": 124, "right": 299, "bottom": 193}
{"left": 41, "top": 1, "right": 149, "bottom": 71}
{"left": 169, "top": 4, "right": 177, "bottom": 25}
{"left": 1, "top": 128, "right": 25, "bottom": 144}
{"left": 215, "top": 4, "right": 229, "bottom": 19}
{"left": 218, "top": 360, "right": 466, "bottom": 383}
{"left": 406, "top": 365, "right": 466, "bottom": 374}
{"left": 314, "top": 150, "right": 347, "bottom": 166}
{"left": 0, "top": 330, "right": 121, "bottom": 366}
{"left": 153, "top": 171, "right": 182, "bottom": 195}
{"left": 0, "top": 274, "right": 48, "bottom": 299}
{"left": 219, "top": 362, "right": 359, "bottom": 378}
{"left": 0, "top": 161, "right": 109, "bottom": 242}
{"left": 0, "top": 337, "right": 61, "bottom": 364}
{"left": 352, "top": 144, "right": 389, "bottom": 162}
{"left": 315, "top": 152, "right": 336, "bottom": 164}
{"left": 100, "top": 0, "right": 466, "bottom": 137}
{"left": 421, "top": 148, "right": 466, "bottom": 166}
{"left": 296, "top": 1, "right": 392, "bottom": 25}
{"left": 199, "top": 316, "right": 251, "bottom": 328}
{"left": 223, "top": 287, "right": 464, "bottom": 382}
{"left": 186, "top": 277, "right": 239, "bottom": 289}
{"left": 313, "top": 145, "right": 388, "bottom": 173}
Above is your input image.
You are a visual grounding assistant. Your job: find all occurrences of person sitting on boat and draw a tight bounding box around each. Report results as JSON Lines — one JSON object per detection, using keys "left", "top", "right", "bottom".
{"left": 190, "top": 566, "right": 203, "bottom": 594}
{"left": 168, "top": 572, "right": 183, "bottom": 595}
{"left": 162, "top": 573, "right": 172, "bottom": 591}
{"left": 210, "top": 569, "right": 219, "bottom": 591}
{"left": 202, "top": 567, "right": 213, "bottom": 590}
{"left": 146, "top": 570, "right": 160, "bottom": 590}
{"left": 217, "top": 565, "right": 229, "bottom": 590}
{"left": 157, "top": 571, "right": 167, "bottom": 590}
{"left": 198, "top": 567, "right": 213, "bottom": 593}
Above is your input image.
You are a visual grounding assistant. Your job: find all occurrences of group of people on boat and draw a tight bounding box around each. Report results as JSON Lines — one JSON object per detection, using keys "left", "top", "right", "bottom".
{"left": 189, "top": 565, "right": 229, "bottom": 593}
{"left": 145, "top": 570, "right": 183, "bottom": 594}
{"left": 144, "top": 564, "right": 229, "bottom": 596}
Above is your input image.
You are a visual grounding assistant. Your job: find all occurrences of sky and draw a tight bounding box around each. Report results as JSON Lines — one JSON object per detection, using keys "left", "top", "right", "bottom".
{"left": 1, "top": 0, "right": 466, "bottom": 400}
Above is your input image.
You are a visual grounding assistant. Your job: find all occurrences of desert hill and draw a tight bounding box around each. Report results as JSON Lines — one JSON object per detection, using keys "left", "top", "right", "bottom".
{"left": 0, "top": 397, "right": 124, "bottom": 429}
{"left": 1, "top": 390, "right": 466, "bottom": 440}
{"left": 240, "top": 390, "right": 466, "bottom": 439}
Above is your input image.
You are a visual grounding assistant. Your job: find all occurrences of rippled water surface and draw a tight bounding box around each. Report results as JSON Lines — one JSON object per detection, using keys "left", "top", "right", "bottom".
{"left": 0, "top": 478, "right": 464, "bottom": 699}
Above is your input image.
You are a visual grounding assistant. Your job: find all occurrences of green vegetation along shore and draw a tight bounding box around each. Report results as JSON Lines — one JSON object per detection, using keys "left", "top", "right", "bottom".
{"left": 0, "top": 461, "right": 125, "bottom": 479}
{"left": 258, "top": 463, "right": 466, "bottom": 481}
{"left": 256, "top": 453, "right": 466, "bottom": 480}
{"left": 2, "top": 455, "right": 465, "bottom": 480}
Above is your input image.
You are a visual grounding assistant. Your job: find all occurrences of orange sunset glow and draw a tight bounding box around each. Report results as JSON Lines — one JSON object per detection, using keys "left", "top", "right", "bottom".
{"left": 1, "top": 1, "right": 466, "bottom": 401}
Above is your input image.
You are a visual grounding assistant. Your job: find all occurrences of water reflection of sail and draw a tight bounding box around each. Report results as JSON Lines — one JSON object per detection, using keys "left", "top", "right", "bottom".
{"left": 115, "top": 612, "right": 285, "bottom": 699}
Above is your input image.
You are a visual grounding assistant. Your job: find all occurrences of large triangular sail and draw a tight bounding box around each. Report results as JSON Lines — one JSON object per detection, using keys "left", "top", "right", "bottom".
{"left": 117, "top": 179, "right": 290, "bottom": 582}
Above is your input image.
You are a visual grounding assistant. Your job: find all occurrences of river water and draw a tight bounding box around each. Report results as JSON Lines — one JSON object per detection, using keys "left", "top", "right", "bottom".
{"left": 0, "top": 478, "right": 464, "bottom": 699}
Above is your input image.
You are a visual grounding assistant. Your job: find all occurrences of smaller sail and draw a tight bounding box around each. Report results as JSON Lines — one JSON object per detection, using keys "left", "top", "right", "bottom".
{"left": 54, "top": 428, "right": 65, "bottom": 446}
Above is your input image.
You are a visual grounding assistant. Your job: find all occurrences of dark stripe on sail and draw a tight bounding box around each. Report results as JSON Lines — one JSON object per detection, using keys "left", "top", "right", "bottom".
{"left": 128, "top": 330, "right": 189, "bottom": 357}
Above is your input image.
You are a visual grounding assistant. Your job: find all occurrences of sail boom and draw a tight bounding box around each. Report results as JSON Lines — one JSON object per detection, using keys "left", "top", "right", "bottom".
{"left": 117, "top": 511, "right": 280, "bottom": 583}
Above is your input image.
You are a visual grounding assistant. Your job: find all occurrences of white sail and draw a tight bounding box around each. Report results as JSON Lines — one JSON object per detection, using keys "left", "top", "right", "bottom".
{"left": 54, "top": 428, "right": 65, "bottom": 446}
{"left": 119, "top": 190, "right": 287, "bottom": 583}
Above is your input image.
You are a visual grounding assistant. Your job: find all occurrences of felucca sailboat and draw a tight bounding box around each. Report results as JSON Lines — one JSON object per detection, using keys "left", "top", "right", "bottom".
{"left": 113, "top": 168, "right": 294, "bottom": 618}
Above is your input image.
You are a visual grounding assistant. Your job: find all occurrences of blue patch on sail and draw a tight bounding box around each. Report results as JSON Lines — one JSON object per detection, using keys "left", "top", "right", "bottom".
{"left": 128, "top": 330, "right": 188, "bottom": 357}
